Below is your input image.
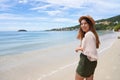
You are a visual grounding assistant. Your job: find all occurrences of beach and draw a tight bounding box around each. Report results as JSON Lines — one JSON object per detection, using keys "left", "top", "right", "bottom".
{"left": 0, "top": 41, "right": 78, "bottom": 80}
{"left": 0, "top": 32, "right": 120, "bottom": 80}
{"left": 95, "top": 34, "right": 120, "bottom": 80}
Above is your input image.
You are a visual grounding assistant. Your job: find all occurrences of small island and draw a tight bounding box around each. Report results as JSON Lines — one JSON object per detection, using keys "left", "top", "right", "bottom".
{"left": 18, "top": 29, "right": 27, "bottom": 32}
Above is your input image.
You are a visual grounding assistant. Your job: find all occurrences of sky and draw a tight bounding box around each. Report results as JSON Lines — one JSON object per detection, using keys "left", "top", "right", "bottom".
{"left": 0, "top": 0, "right": 120, "bottom": 31}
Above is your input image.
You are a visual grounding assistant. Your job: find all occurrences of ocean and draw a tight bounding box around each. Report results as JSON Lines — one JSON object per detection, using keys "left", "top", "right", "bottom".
{"left": 0, "top": 30, "right": 117, "bottom": 56}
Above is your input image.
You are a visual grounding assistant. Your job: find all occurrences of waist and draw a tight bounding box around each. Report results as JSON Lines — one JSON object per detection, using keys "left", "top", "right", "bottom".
{"left": 80, "top": 53, "right": 97, "bottom": 61}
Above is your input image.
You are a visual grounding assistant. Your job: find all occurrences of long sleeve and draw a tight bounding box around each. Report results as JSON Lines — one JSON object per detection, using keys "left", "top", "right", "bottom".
{"left": 81, "top": 31, "right": 98, "bottom": 61}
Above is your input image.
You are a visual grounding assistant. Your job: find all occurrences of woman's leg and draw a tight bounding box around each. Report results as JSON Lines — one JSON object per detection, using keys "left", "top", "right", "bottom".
{"left": 86, "top": 75, "right": 94, "bottom": 80}
{"left": 75, "top": 73, "right": 84, "bottom": 80}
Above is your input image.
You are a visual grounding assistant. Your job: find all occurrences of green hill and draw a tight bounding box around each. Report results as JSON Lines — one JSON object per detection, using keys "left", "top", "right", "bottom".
{"left": 95, "top": 15, "right": 120, "bottom": 30}
{"left": 46, "top": 15, "right": 120, "bottom": 31}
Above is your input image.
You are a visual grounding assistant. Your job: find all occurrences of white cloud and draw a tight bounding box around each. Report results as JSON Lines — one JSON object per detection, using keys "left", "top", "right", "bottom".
{"left": 91, "top": 0, "right": 120, "bottom": 9}
{"left": 69, "top": 0, "right": 120, "bottom": 19}
{"left": 30, "top": 0, "right": 83, "bottom": 9}
{"left": 30, "top": 4, "right": 52, "bottom": 10}
{"left": 0, "top": 0, "right": 10, "bottom": 3}
{"left": 0, "top": 0, "right": 17, "bottom": 11}
{"left": 30, "top": 0, "right": 120, "bottom": 18}
{"left": 30, "top": 4, "right": 69, "bottom": 16}
{"left": 29, "top": 0, "right": 86, "bottom": 17}
{"left": 45, "top": 10, "right": 63, "bottom": 16}
{"left": 0, "top": 4, "right": 10, "bottom": 10}
{"left": 18, "top": 0, "right": 28, "bottom": 4}
{"left": 53, "top": 18, "right": 76, "bottom": 23}
{"left": 0, "top": 13, "right": 77, "bottom": 23}
{"left": 89, "top": 0, "right": 120, "bottom": 18}
{"left": 0, "top": 3, "right": 12, "bottom": 11}
{"left": 0, "top": 13, "right": 48, "bottom": 20}
{"left": 39, "top": 0, "right": 85, "bottom": 8}
{"left": 42, "top": 0, "right": 119, "bottom": 11}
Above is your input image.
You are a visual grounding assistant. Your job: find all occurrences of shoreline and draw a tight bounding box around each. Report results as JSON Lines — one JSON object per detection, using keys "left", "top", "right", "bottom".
{"left": 0, "top": 30, "right": 115, "bottom": 56}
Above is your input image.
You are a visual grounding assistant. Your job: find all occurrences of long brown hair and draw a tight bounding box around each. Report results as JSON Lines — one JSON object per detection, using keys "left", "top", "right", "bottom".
{"left": 77, "top": 17, "right": 100, "bottom": 48}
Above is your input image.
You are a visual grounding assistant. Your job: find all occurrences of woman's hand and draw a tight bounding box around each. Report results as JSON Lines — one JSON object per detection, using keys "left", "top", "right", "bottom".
{"left": 75, "top": 47, "right": 83, "bottom": 52}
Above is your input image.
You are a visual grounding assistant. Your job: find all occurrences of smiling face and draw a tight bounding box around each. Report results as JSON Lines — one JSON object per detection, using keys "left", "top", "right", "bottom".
{"left": 80, "top": 19, "right": 90, "bottom": 32}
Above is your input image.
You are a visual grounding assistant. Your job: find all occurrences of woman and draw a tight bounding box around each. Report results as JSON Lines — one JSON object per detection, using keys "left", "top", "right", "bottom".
{"left": 75, "top": 15, "right": 100, "bottom": 80}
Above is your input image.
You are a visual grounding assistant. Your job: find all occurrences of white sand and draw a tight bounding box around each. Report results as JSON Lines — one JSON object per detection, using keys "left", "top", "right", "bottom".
{"left": 0, "top": 41, "right": 79, "bottom": 80}
{"left": 95, "top": 37, "right": 120, "bottom": 80}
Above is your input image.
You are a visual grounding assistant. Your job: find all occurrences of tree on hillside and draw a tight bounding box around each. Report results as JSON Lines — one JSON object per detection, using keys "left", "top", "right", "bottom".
{"left": 114, "top": 23, "right": 120, "bottom": 31}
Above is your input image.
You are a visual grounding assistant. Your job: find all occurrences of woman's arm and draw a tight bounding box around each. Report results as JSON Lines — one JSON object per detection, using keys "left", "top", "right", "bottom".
{"left": 75, "top": 46, "right": 83, "bottom": 52}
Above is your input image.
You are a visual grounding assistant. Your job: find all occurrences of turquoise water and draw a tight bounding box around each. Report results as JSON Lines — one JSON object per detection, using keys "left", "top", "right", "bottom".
{"left": 0, "top": 30, "right": 114, "bottom": 56}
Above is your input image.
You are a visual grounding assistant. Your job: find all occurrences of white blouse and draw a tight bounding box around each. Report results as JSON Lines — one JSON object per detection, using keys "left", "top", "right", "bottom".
{"left": 81, "top": 31, "right": 98, "bottom": 61}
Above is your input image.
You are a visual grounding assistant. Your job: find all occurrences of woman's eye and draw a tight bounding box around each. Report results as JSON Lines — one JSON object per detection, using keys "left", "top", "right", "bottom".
{"left": 81, "top": 23, "right": 85, "bottom": 25}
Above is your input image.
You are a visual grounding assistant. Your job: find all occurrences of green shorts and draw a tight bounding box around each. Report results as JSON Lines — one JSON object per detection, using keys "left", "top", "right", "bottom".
{"left": 76, "top": 53, "right": 97, "bottom": 78}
